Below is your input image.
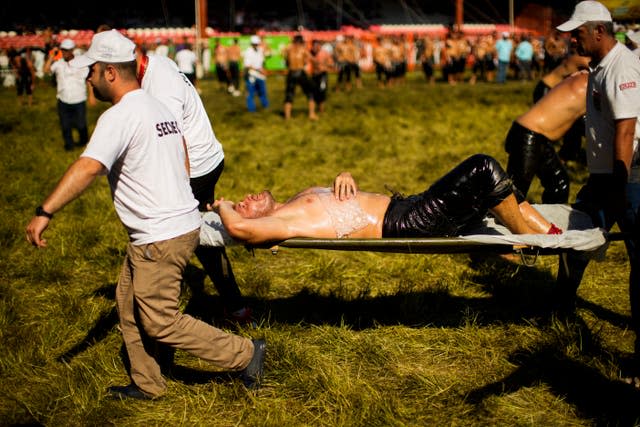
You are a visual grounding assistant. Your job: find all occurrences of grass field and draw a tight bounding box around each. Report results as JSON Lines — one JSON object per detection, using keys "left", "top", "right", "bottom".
{"left": 1, "top": 71, "right": 639, "bottom": 426}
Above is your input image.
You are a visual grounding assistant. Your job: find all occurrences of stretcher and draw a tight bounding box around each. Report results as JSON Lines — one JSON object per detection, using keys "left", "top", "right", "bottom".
{"left": 199, "top": 204, "right": 626, "bottom": 261}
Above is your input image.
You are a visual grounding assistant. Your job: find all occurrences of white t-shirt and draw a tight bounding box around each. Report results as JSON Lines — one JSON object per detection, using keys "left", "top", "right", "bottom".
{"left": 243, "top": 46, "right": 265, "bottom": 72}
{"left": 142, "top": 55, "right": 223, "bottom": 178}
{"left": 586, "top": 42, "right": 640, "bottom": 175}
{"left": 175, "top": 48, "right": 197, "bottom": 74}
{"left": 81, "top": 89, "right": 201, "bottom": 245}
{"left": 50, "top": 59, "right": 89, "bottom": 104}
{"left": 155, "top": 44, "right": 169, "bottom": 57}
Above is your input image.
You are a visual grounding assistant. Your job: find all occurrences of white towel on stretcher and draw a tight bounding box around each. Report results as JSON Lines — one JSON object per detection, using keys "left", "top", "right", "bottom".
{"left": 199, "top": 204, "right": 608, "bottom": 254}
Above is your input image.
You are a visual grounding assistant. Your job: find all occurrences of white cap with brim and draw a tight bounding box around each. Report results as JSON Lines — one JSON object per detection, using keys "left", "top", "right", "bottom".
{"left": 250, "top": 35, "right": 261, "bottom": 45}
{"left": 556, "top": 0, "right": 612, "bottom": 32}
{"left": 629, "top": 31, "right": 640, "bottom": 45}
{"left": 59, "top": 38, "right": 75, "bottom": 50}
{"left": 69, "top": 29, "right": 136, "bottom": 68}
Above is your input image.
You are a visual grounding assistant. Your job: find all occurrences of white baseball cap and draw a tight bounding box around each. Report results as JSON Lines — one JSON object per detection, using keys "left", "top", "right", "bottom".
{"left": 556, "top": 1, "right": 612, "bottom": 32}
{"left": 59, "top": 38, "right": 75, "bottom": 50}
{"left": 250, "top": 35, "right": 261, "bottom": 45}
{"left": 629, "top": 30, "right": 640, "bottom": 45}
{"left": 70, "top": 29, "right": 136, "bottom": 68}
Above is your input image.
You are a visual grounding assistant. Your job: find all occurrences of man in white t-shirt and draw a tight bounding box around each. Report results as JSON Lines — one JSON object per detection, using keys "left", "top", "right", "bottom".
{"left": 556, "top": 1, "right": 640, "bottom": 384}
{"left": 134, "top": 36, "right": 252, "bottom": 324}
{"left": 243, "top": 35, "right": 270, "bottom": 112}
{"left": 174, "top": 42, "right": 198, "bottom": 87}
{"left": 43, "top": 38, "right": 94, "bottom": 151}
{"left": 25, "top": 30, "right": 265, "bottom": 399}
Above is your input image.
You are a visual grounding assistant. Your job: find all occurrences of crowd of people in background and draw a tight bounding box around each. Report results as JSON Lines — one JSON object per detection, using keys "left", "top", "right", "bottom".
{"left": 4, "top": 22, "right": 640, "bottom": 111}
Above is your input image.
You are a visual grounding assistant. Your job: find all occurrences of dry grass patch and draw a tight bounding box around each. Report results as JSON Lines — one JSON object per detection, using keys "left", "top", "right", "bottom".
{"left": 1, "top": 74, "right": 639, "bottom": 425}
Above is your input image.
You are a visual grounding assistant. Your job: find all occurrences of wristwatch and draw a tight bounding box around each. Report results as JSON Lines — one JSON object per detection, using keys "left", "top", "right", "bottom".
{"left": 35, "top": 205, "right": 53, "bottom": 219}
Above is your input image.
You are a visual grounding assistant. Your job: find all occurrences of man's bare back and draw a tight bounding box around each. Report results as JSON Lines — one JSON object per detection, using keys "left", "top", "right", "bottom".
{"left": 517, "top": 71, "right": 588, "bottom": 141}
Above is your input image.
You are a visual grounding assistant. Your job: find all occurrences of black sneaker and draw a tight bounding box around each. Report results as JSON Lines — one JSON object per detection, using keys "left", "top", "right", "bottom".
{"left": 108, "top": 383, "right": 155, "bottom": 400}
{"left": 240, "top": 339, "right": 266, "bottom": 390}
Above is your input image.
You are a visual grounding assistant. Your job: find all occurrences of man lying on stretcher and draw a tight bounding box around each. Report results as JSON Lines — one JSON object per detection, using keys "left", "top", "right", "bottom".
{"left": 212, "top": 154, "right": 563, "bottom": 245}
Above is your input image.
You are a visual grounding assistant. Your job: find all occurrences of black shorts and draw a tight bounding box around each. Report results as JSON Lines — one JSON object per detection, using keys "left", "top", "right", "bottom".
{"left": 382, "top": 154, "right": 514, "bottom": 237}
{"left": 16, "top": 75, "right": 33, "bottom": 96}
{"left": 312, "top": 72, "right": 328, "bottom": 103}
{"left": 284, "top": 70, "right": 313, "bottom": 103}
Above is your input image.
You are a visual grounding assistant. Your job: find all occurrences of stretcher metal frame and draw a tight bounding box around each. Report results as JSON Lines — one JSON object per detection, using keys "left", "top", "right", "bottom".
{"left": 263, "top": 232, "right": 628, "bottom": 256}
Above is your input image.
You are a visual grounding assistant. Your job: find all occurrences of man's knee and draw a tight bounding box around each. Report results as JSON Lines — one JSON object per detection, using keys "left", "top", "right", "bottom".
{"left": 139, "top": 312, "right": 179, "bottom": 341}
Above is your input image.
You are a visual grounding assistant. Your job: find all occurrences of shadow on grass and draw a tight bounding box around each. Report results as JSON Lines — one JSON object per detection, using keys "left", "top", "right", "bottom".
{"left": 57, "top": 282, "right": 118, "bottom": 363}
{"left": 245, "top": 254, "right": 566, "bottom": 330}
{"left": 60, "top": 258, "right": 632, "bottom": 350}
{"left": 466, "top": 342, "right": 640, "bottom": 425}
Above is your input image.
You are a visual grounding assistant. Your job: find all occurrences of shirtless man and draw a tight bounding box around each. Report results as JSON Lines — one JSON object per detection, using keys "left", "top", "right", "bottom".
{"left": 343, "top": 36, "right": 363, "bottom": 90}
{"left": 505, "top": 71, "right": 588, "bottom": 203}
{"left": 532, "top": 51, "right": 590, "bottom": 165}
{"left": 283, "top": 34, "right": 316, "bottom": 120}
{"left": 227, "top": 39, "right": 242, "bottom": 96}
{"left": 543, "top": 30, "right": 568, "bottom": 72}
{"left": 213, "top": 41, "right": 230, "bottom": 92}
{"left": 469, "top": 34, "right": 496, "bottom": 84}
{"left": 419, "top": 35, "right": 435, "bottom": 85}
{"left": 532, "top": 51, "right": 590, "bottom": 102}
{"left": 310, "top": 40, "right": 334, "bottom": 114}
{"left": 212, "top": 154, "right": 560, "bottom": 246}
{"left": 373, "top": 36, "right": 392, "bottom": 87}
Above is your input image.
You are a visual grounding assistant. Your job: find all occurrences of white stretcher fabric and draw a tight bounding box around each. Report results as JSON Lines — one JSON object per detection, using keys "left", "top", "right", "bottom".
{"left": 460, "top": 204, "right": 607, "bottom": 252}
{"left": 199, "top": 204, "right": 607, "bottom": 253}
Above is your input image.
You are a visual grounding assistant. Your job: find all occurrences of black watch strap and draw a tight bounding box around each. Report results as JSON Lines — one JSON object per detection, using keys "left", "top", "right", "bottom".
{"left": 35, "top": 206, "right": 53, "bottom": 219}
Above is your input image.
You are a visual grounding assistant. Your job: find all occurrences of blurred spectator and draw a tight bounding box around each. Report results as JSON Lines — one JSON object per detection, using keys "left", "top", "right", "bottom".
{"left": 12, "top": 47, "right": 36, "bottom": 106}
{"left": 515, "top": 34, "right": 534, "bottom": 81}
{"left": 333, "top": 35, "right": 348, "bottom": 91}
{"left": 175, "top": 42, "right": 199, "bottom": 91}
{"left": 418, "top": 35, "right": 435, "bottom": 85}
{"left": 495, "top": 32, "right": 513, "bottom": 84}
{"left": 155, "top": 39, "right": 169, "bottom": 57}
{"left": 243, "top": 35, "right": 269, "bottom": 112}
{"left": 0, "top": 48, "right": 13, "bottom": 87}
{"left": 470, "top": 33, "right": 496, "bottom": 84}
{"left": 389, "top": 36, "right": 407, "bottom": 86}
{"left": 227, "top": 39, "right": 242, "bottom": 95}
{"left": 310, "top": 39, "right": 333, "bottom": 114}
{"left": 531, "top": 36, "right": 545, "bottom": 79}
{"left": 282, "top": 34, "right": 316, "bottom": 120}
{"left": 200, "top": 40, "right": 211, "bottom": 79}
{"left": 43, "top": 38, "right": 93, "bottom": 151}
{"left": 213, "top": 40, "right": 231, "bottom": 92}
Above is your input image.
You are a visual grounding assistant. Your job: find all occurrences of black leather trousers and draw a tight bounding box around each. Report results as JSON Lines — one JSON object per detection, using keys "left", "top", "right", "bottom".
{"left": 382, "top": 154, "right": 514, "bottom": 237}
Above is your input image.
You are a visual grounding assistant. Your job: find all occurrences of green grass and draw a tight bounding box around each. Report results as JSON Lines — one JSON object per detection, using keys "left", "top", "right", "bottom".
{"left": 1, "top": 72, "right": 638, "bottom": 426}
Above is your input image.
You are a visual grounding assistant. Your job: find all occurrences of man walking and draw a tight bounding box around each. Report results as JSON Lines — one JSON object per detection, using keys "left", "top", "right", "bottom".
{"left": 44, "top": 38, "right": 93, "bottom": 151}
{"left": 26, "top": 30, "right": 265, "bottom": 399}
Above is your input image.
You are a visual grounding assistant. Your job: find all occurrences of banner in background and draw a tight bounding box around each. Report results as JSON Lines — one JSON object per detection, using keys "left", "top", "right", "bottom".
{"left": 600, "top": 0, "right": 640, "bottom": 20}
{"left": 209, "top": 35, "right": 291, "bottom": 72}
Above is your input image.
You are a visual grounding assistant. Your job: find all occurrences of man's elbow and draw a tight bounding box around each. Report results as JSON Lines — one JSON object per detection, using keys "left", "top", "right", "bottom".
{"left": 225, "top": 221, "right": 258, "bottom": 243}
